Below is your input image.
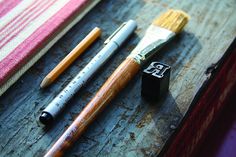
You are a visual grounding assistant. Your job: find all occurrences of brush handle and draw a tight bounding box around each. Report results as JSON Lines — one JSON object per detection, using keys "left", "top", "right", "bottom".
{"left": 45, "top": 58, "right": 140, "bottom": 157}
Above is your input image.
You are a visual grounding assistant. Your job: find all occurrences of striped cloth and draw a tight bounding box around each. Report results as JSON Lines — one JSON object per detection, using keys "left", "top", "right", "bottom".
{"left": 0, "top": 0, "right": 100, "bottom": 96}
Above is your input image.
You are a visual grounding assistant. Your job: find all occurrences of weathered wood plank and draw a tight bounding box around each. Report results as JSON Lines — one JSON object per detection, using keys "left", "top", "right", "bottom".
{"left": 0, "top": 0, "right": 236, "bottom": 157}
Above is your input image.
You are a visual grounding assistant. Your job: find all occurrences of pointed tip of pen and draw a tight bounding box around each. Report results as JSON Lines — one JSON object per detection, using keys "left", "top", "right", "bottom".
{"left": 40, "top": 77, "right": 52, "bottom": 88}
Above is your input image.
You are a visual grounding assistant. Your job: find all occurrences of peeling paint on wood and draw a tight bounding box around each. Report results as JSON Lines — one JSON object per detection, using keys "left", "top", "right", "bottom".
{"left": 0, "top": 0, "right": 236, "bottom": 157}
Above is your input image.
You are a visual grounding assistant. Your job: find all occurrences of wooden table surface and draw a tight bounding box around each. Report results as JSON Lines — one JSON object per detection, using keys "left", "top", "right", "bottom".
{"left": 0, "top": 0, "right": 236, "bottom": 156}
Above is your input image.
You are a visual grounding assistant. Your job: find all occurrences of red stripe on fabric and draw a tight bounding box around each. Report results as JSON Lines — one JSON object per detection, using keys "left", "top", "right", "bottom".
{"left": 0, "top": 0, "right": 41, "bottom": 33}
{"left": 0, "top": 0, "right": 88, "bottom": 85}
{"left": 0, "top": 0, "right": 45, "bottom": 43}
{"left": 0, "top": 0, "right": 22, "bottom": 18}
{"left": 0, "top": 0, "right": 57, "bottom": 48}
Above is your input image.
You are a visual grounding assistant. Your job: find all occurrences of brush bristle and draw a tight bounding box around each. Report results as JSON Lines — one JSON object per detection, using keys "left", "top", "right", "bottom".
{"left": 153, "top": 9, "right": 190, "bottom": 33}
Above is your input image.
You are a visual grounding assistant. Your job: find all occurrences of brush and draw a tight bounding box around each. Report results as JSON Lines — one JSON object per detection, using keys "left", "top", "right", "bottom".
{"left": 44, "top": 9, "right": 189, "bottom": 157}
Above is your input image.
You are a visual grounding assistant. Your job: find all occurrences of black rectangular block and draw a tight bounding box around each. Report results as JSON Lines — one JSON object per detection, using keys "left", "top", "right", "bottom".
{"left": 141, "top": 62, "right": 171, "bottom": 101}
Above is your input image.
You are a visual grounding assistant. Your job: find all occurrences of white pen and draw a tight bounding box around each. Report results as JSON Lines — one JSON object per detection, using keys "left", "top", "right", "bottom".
{"left": 39, "top": 20, "right": 137, "bottom": 125}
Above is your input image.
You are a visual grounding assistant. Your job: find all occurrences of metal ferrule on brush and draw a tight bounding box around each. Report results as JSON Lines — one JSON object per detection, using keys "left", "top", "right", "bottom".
{"left": 127, "top": 25, "right": 175, "bottom": 65}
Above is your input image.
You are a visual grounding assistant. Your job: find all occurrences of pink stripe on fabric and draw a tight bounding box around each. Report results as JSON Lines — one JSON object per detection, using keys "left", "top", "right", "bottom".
{"left": 0, "top": 0, "right": 22, "bottom": 18}
{"left": 0, "top": 1, "right": 46, "bottom": 43}
{"left": 0, "top": 0, "right": 57, "bottom": 48}
{"left": 0, "top": 0, "right": 40, "bottom": 37}
{"left": 0, "top": 0, "right": 89, "bottom": 85}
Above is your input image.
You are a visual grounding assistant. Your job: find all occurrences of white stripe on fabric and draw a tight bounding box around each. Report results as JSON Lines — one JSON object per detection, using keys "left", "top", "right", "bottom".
{"left": 0, "top": 0, "right": 51, "bottom": 45}
{"left": 0, "top": 0, "right": 70, "bottom": 61}
{"left": 0, "top": 0, "right": 35, "bottom": 28}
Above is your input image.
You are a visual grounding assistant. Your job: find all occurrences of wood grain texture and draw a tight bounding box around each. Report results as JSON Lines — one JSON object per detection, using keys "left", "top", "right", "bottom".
{"left": 0, "top": 0, "right": 236, "bottom": 157}
{"left": 45, "top": 58, "right": 140, "bottom": 157}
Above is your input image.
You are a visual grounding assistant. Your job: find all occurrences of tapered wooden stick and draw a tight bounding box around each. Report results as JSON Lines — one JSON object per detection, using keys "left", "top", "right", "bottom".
{"left": 40, "top": 27, "right": 101, "bottom": 88}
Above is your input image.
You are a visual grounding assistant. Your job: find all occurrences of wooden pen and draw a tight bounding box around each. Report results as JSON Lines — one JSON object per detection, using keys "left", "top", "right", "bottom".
{"left": 40, "top": 27, "right": 101, "bottom": 88}
{"left": 39, "top": 20, "right": 137, "bottom": 125}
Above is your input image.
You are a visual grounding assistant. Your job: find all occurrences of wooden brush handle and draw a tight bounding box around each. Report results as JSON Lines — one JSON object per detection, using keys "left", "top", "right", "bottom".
{"left": 45, "top": 58, "right": 140, "bottom": 157}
